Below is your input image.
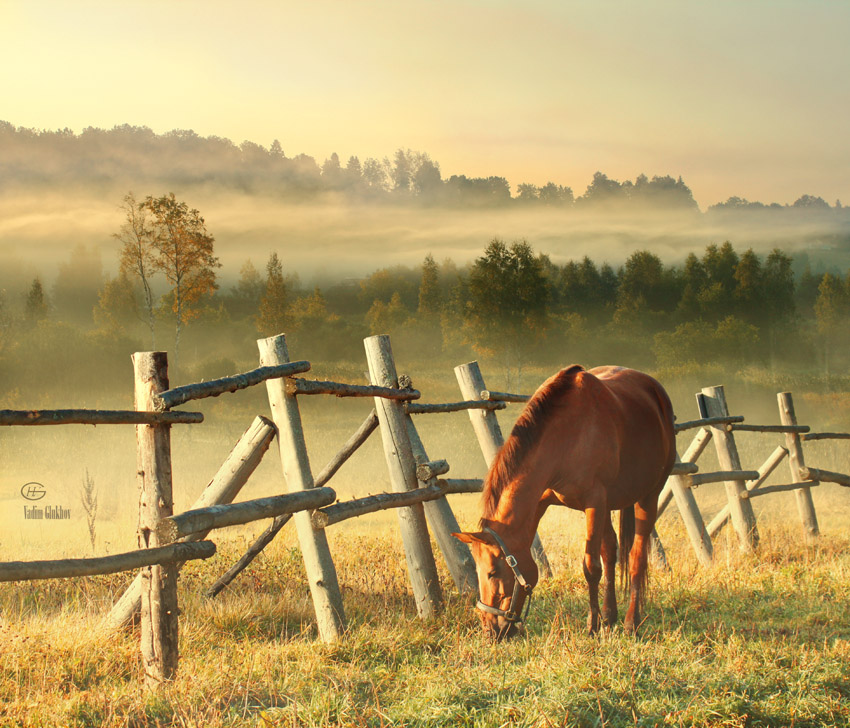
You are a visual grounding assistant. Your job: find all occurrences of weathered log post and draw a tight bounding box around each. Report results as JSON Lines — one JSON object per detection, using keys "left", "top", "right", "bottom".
{"left": 454, "top": 361, "right": 552, "bottom": 578}
{"left": 777, "top": 392, "right": 820, "bottom": 540}
{"left": 656, "top": 428, "right": 713, "bottom": 519}
{"left": 699, "top": 386, "right": 759, "bottom": 552}
{"left": 258, "top": 335, "right": 346, "bottom": 641}
{"left": 364, "top": 335, "right": 442, "bottom": 619}
{"left": 667, "top": 454, "right": 714, "bottom": 567}
{"left": 133, "top": 351, "right": 179, "bottom": 686}
{"left": 651, "top": 429, "right": 712, "bottom": 567}
{"left": 404, "top": 417, "right": 478, "bottom": 595}
{"left": 107, "top": 415, "right": 276, "bottom": 629}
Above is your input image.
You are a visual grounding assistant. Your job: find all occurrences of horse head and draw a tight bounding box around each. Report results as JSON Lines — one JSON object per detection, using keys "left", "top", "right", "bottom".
{"left": 453, "top": 527, "right": 538, "bottom": 641}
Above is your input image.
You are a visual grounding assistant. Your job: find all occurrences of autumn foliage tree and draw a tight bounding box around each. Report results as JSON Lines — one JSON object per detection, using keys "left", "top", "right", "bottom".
{"left": 115, "top": 192, "right": 219, "bottom": 367}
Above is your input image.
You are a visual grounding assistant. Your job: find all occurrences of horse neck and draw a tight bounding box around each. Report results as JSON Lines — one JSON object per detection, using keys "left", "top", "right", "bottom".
{"left": 484, "top": 474, "right": 543, "bottom": 552}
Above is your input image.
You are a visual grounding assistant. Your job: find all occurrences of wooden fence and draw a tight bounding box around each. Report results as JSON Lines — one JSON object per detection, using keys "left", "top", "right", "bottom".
{"left": 1, "top": 333, "right": 848, "bottom": 689}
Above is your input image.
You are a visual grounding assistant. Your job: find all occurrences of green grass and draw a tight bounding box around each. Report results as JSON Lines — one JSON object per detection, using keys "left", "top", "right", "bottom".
{"left": 1, "top": 524, "right": 848, "bottom": 728}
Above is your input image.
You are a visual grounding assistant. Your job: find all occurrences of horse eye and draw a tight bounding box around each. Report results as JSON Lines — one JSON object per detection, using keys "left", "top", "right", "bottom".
{"left": 487, "top": 570, "right": 497, "bottom": 579}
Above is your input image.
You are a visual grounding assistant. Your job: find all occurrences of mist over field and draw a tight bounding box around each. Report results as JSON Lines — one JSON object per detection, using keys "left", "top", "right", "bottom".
{"left": 2, "top": 123, "right": 849, "bottom": 292}
{"left": 2, "top": 192, "right": 850, "bottom": 293}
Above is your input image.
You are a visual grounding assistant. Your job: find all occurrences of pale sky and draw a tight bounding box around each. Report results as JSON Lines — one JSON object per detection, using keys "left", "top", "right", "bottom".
{"left": 1, "top": 0, "right": 848, "bottom": 207}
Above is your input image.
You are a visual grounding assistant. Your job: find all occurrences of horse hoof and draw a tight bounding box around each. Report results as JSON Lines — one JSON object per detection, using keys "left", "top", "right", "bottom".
{"left": 602, "top": 611, "right": 618, "bottom": 627}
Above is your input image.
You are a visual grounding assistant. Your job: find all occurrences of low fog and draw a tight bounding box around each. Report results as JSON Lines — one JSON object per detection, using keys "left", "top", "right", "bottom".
{"left": 2, "top": 191, "right": 849, "bottom": 293}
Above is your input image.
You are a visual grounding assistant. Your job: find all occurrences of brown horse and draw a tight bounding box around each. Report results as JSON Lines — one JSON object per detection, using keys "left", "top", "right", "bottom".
{"left": 454, "top": 365, "right": 675, "bottom": 640}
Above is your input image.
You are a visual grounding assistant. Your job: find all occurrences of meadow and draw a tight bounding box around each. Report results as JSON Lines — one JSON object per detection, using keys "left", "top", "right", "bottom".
{"left": 1, "top": 356, "right": 849, "bottom": 727}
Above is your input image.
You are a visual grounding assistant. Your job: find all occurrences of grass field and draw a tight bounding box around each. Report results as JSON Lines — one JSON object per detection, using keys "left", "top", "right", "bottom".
{"left": 1, "top": 362, "right": 849, "bottom": 727}
{"left": 1, "top": 522, "right": 848, "bottom": 727}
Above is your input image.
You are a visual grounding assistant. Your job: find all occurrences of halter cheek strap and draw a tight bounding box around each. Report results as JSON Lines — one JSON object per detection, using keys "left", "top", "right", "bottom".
{"left": 476, "top": 526, "right": 534, "bottom": 624}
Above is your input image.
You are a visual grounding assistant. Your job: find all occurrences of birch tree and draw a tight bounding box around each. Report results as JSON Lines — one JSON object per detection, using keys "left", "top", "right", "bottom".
{"left": 115, "top": 193, "right": 157, "bottom": 347}
{"left": 142, "top": 193, "right": 220, "bottom": 368}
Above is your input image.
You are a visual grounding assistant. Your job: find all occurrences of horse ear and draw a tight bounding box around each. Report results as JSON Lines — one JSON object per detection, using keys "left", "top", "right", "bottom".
{"left": 452, "top": 531, "right": 491, "bottom": 545}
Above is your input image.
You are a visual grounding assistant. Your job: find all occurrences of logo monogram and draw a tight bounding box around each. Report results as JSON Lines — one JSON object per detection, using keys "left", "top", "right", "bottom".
{"left": 20, "top": 482, "right": 46, "bottom": 501}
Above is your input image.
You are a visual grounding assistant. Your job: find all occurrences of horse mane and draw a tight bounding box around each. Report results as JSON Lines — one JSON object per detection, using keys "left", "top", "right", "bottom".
{"left": 480, "top": 364, "right": 585, "bottom": 521}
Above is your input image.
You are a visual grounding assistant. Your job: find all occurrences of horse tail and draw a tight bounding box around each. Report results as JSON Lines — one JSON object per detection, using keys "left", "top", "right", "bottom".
{"left": 618, "top": 506, "right": 635, "bottom": 592}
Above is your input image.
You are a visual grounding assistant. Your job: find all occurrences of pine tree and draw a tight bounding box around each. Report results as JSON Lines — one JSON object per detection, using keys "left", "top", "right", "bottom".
{"left": 256, "top": 252, "right": 290, "bottom": 337}
{"left": 417, "top": 254, "right": 440, "bottom": 318}
{"left": 814, "top": 273, "right": 848, "bottom": 378}
{"left": 24, "top": 277, "right": 48, "bottom": 323}
{"left": 93, "top": 273, "right": 138, "bottom": 334}
{"left": 465, "top": 239, "right": 549, "bottom": 388}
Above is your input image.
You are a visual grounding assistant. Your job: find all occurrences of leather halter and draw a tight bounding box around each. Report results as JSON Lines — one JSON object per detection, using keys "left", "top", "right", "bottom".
{"left": 476, "top": 526, "right": 534, "bottom": 624}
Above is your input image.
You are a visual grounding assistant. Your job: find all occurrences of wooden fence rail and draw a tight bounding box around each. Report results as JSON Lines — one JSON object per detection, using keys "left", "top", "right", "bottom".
{"left": 479, "top": 390, "right": 530, "bottom": 403}
{"left": 801, "top": 466, "right": 850, "bottom": 487}
{"left": 287, "top": 377, "right": 420, "bottom": 400}
{"left": 687, "top": 469, "right": 761, "bottom": 488}
{"left": 706, "top": 445, "right": 788, "bottom": 538}
{"left": 673, "top": 415, "right": 744, "bottom": 433}
{"left": 416, "top": 460, "right": 450, "bottom": 481}
{"left": 156, "top": 487, "right": 336, "bottom": 543}
{"left": 0, "top": 409, "right": 203, "bottom": 426}
{"left": 405, "top": 400, "right": 506, "bottom": 414}
{"left": 741, "top": 482, "right": 820, "bottom": 498}
{"left": 802, "top": 432, "right": 850, "bottom": 441}
{"left": 0, "top": 542, "right": 216, "bottom": 582}
{"left": 156, "top": 361, "right": 311, "bottom": 410}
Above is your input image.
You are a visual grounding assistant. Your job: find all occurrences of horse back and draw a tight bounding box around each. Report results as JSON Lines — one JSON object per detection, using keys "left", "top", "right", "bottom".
{"left": 586, "top": 367, "right": 676, "bottom": 507}
{"left": 532, "top": 366, "right": 674, "bottom": 510}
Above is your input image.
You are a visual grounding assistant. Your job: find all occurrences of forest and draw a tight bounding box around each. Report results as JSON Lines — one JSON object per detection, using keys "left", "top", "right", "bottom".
{"left": 2, "top": 198, "right": 850, "bottom": 410}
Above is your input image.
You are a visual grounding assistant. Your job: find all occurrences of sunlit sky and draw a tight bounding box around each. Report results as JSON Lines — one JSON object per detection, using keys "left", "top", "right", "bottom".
{"left": 1, "top": 0, "right": 848, "bottom": 207}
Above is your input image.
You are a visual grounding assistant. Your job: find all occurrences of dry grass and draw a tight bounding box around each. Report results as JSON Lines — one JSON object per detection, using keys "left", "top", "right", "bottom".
{"left": 1, "top": 365, "right": 849, "bottom": 726}
{"left": 1, "top": 517, "right": 848, "bottom": 727}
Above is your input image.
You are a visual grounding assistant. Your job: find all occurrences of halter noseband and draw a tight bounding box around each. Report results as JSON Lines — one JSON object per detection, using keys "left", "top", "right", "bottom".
{"left": 476, "top": 526, "right": 534, "bottom": 624}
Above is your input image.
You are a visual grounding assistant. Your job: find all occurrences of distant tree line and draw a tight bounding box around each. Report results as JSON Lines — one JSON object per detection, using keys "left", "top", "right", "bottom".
{"left": 4, "top": 189, "right": 850, "bottom": 404}
{"left": 1, "top": 121, "right": 844, "bottom": 213}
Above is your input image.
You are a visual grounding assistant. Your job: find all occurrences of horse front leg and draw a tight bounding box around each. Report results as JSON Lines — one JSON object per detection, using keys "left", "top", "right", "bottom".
{"left": 582, "top": 506, "right": 605, "bottom": 635}
{"left": 623, "top": 496, "right": 657, "bottom": 633}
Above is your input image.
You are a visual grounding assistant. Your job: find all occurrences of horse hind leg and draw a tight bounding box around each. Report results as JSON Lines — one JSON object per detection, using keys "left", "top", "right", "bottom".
{"left": 600, "top": 512, "right": 618, "bottom": 627}
{"left": 623, "top": 496, "right": 658, "bottom": 634}
{"left": 582, "top": 505, "right": 606, "bottom": 635}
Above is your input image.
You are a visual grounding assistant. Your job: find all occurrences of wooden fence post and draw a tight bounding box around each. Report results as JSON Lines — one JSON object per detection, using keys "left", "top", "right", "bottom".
{"left": 454, "top": 361, "right": 552, "bottom": 578}
{"left": 653, "top": 428, "right": 713, "bottom": 566}
{"left": 364, "top": 335, "right": 443, "bottom": 619}
{"left": 258, "top": 335, "right": 346, "bottom": 641}
{"left": 667, "top": 454, "right": 714, "bottom": 567}
{"left": 133, "top": 351, "right": 179, "bottom": 686}
{"left": 107, "top": 415, "right": 276, "bottom": 629}
{"left": 700, "top": 386, "right": 759, "bottom": 552}
{"left": 777, "top": 392, "right": 820, "bottom": 540}
{"left": 404, "top": 416, "right": 478, "bottom": 595}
